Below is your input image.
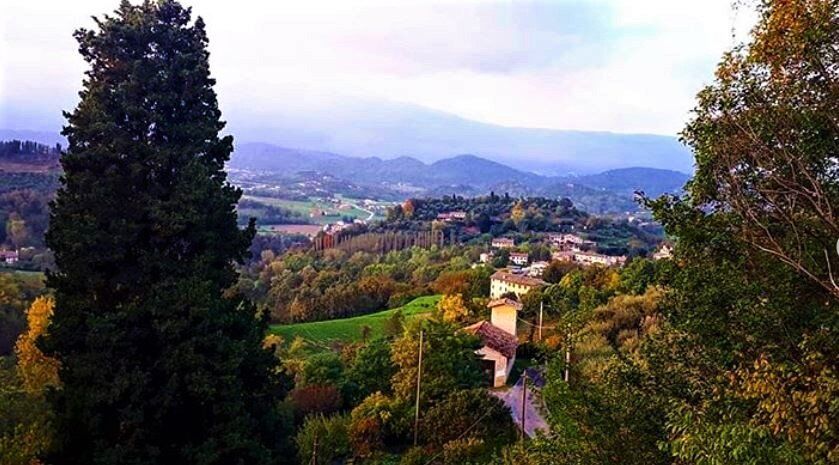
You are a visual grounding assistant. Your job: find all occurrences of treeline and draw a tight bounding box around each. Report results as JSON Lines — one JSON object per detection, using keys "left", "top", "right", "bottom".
{"left": 315, "top": 230, "right": 445, "bottom": 254}
{"left": 0, "top": 140, "right": 60, "bottom": 158}
{"left": 239, "top": 244, "right": 491, "bottom": 323}
{"left": 0, "top": 189, "right": 52, "bottom": 251}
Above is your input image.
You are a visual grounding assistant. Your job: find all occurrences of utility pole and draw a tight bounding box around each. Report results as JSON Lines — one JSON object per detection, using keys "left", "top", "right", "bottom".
{"left": 520, "top": 371, "right": 528, "bottom": 441}
{"left": 564, "top": 328, "right": 571, "bottom": 383}
{"left": 310, "top": 428, "right": 318, "bottom": 465}
{"left": 538, "top": 301, "right": 543, "bottom": 341}
{"left": 413, "top": 330, "right": 424, "bottom": 446}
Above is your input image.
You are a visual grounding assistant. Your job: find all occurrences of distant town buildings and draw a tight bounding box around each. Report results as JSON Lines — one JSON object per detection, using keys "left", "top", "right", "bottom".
{"left": 509, "top": 252, "right": 529, "bottom": 266}
{"left": 491, "top": 237, "right": 515, "bottom": 249}
{"left": 490, "top": 271, "right": 545, "bottom": 299}
{"left": 550, "top": 249, "right": 626, "bottom": 267}
{"left": 653, "top": 244, "right": 673, "bottom": 260}
{"left": 528, "top": 261, "right": 549, "bottom": 277}
{"left": 549, "top": 233, "right": 596, "bottom": 251}
{"left": 572, "top": 251, "right": 627, "bottom": 267}
{"left": 436, "top": 211, "right": 467, "bottom": 222}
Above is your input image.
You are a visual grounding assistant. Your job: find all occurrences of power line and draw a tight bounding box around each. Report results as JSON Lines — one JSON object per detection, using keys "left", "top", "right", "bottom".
{"left": 421, "top": 406, "right": 497, "bottom": 465}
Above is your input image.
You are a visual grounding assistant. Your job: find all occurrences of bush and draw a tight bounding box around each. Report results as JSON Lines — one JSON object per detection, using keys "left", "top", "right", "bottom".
{"left": 442, "top": 437, "right": 486, "bottom": 464}
{"left": 422, "top": 389, "right": 516, "bottom": 450}
{"left": 299, "top": 352, "right": 345, "bottom": 387}
{"left": 295, "top": 414, "right": 350, "bottom": 465}
{"left": 349, "top": 393, "right": 412, "bottom": 457}
{"left": 398, "top": 447, "right": 427, "bottom": 465}
{"left": 288, "top": 384, "right": 342, "bottom": 420}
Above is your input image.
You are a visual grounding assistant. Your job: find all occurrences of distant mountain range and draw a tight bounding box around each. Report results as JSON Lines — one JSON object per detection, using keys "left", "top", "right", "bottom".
{"left": 1, "top": 125, "right": 692, "bottom": 213}
{"left": 223, "top": 98, "right": 694, "bottom": 175}
{"left": 230, "top": 142, "right": 690, "bottom": 212}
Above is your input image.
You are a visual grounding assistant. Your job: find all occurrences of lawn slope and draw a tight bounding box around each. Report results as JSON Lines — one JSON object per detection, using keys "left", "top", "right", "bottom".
{"left": 268, "top": 295, "right": 440, "bottom": 344}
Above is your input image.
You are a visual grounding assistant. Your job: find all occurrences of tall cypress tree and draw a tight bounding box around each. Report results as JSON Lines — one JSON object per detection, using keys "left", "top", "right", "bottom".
{"left": 43, "top": 2, "right": 288, "bottom": 463}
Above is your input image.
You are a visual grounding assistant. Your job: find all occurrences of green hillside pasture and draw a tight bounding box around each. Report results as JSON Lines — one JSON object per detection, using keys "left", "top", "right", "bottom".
{"left": 268, "top": 295, "right": 440, "bottom": 344}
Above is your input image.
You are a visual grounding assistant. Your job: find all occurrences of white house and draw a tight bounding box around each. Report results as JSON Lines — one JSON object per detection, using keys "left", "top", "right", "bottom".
{"left": 0, "top": 249, "right": 18, "bottom": 265}
{"left": 464, "top": 298, "right": 520, "bottom": 387}
{"left": 491, "top": 237, "right": 515, "bottom": 249}
{"left": 528, "top": 261, "right": 549, "bottom": 277}
{"left": 509, "top": 252, "right": 529, "bottom": 266}
{"left": 653, "top": 244, "right": 673, "bottom": 260}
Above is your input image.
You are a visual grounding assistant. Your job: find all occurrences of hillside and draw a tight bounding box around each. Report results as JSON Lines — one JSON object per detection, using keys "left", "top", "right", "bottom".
{"left": 230, "top": 142, "right": 687, "bottom": 212}
{"left": 268, "top": 295, "right": 440, "bottom": 345}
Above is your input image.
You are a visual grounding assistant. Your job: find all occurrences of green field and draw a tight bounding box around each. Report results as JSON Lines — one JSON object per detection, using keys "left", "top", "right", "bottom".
{"left": 268, "top": 295, "right": 440, "bottom": 344}
{"left": 244, "top": 195, "right": 371, "bottom": 225}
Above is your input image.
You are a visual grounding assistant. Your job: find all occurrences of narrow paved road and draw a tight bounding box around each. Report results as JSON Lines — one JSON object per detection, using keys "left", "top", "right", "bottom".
{"left": 492, "top": 376, "right": 549, "bottom": 437}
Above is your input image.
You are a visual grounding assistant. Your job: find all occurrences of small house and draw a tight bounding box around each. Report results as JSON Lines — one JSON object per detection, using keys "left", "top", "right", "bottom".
{"left": 0, "top": 249, "right": 18, "bottom": 265}
{"left": 464, "top": 298, "right": 521, "bottom": 387}
{"left": 491, "top": 237, "right": 515, "bottom": 249}
{"left": 509, "top": 252, "right": 529, "bottom": 266}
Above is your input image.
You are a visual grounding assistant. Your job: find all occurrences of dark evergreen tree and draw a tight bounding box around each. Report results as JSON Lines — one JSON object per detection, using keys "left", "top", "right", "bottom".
{"left": 43, "top": 2, "right": 289, "bottom": 463}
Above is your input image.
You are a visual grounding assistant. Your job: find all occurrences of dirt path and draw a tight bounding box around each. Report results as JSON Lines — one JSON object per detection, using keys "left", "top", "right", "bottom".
{"left": 492, "top": 375, "right": 550, "bottom": 437}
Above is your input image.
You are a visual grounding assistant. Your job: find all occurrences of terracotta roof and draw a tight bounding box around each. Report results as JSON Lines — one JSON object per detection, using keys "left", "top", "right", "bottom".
{"left": 487, "top": 298, "right": 522, "bottom": 310}
{"left": 490, "top": 271, "right": 545, "bottom": 287}
{"left": 464, "top": 320, "right": 518, "bottom": 359}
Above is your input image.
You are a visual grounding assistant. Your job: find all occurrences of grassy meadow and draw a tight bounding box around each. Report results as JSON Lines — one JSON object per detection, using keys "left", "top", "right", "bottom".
{"left": 268, "top": 295, "right": 440, "bottom": 344}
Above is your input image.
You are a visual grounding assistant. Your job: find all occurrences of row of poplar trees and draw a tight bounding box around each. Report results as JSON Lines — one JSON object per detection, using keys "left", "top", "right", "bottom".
{"left": 42, "top": 1, "right": 290, "bottom": 464}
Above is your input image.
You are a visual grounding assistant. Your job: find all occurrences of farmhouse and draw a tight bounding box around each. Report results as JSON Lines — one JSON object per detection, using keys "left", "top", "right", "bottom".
{"left": 549, "top": 233, "right": 596, "bottom": 251}
{"left": 491, "top": 237, "right": 515, "bottom": 249}
{"left": 464, "top": 298, "right": 520, "bottom": 387}
{"left": 436, "top": 211, "right": 467, "bottom": 222}
{"left": 552, "top": 250, "right": 575, "bottom": 262}
{"left": 509, "top": 252, "right": 529, "bottom": 266}
{"left": 490, "top": 271, "right": 545, "bottom": 299}
{"left": 528, "top": 261, "right": 549, "bottom": 277}
{"left": 0, "top": 249, "right": 18, "bottom": 265}
{"left": 653, "top": 244, "right": 673, "bottom": 260}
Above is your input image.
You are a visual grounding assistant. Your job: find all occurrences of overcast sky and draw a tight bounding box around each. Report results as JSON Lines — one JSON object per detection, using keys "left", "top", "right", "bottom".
{"left": 0, "top": 0, "right": 756, "bottom": 137}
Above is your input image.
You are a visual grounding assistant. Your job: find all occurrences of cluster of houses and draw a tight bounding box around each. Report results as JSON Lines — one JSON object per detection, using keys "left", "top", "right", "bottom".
{"left": 466, "top": 235, "right": 674, "bottom": 388}
{"left": 466, "top": 271, "right": 547, "bottom": 387}
{"left": 546, "top": 233, "right": 629, "bottom": 266}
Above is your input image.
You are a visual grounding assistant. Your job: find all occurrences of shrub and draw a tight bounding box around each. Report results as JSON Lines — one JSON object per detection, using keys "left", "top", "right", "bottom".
{"left": 398, "top": 447, "right": 427, "bottom": 465}
{"left": 298, "top": 352, "right": 345, "bottom": 387}
{"left": 422, "top": 389, "right": 516, "bottom": 450}
{"left": 288, "top": 384, "right": 342, "bottom": 420}
{"left": 442, "top": 437, "right": 486, "bottom": 464}
{"left": 349, "top": 393, "right": 412, "bottom": 457}
{"left": 295, "top": 414, "right": 350, "bottom": 464}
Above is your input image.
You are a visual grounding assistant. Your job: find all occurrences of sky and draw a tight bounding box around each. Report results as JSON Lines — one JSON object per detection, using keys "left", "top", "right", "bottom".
{"left": 0, "top": 0, "right": 756, "bottom": 137}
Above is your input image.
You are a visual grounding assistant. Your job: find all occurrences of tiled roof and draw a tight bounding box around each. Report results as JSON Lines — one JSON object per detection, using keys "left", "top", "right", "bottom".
{"left": 491, "top": 271, "right": 545, "bottom": 287}
{"left": 487, "top": 298, "right": 522, "bottom": 310}
{"left": 464, "top": 320, "right": 518, "bottom": 359}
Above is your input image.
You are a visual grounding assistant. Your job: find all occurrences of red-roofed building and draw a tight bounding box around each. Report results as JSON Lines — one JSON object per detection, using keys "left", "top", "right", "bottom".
{"left": 463, "top": 298, "right": 521, "bottom": 386}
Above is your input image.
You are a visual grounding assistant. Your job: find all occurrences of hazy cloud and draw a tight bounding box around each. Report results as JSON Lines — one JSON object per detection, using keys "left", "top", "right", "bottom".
{"left": 0, "top": 0, "right": 757, "bottom": 136}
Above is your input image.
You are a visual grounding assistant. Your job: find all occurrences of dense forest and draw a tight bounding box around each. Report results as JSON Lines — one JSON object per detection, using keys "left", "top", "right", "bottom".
{"left": 0, "top": 1, "right": 836, "bottom": 465}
